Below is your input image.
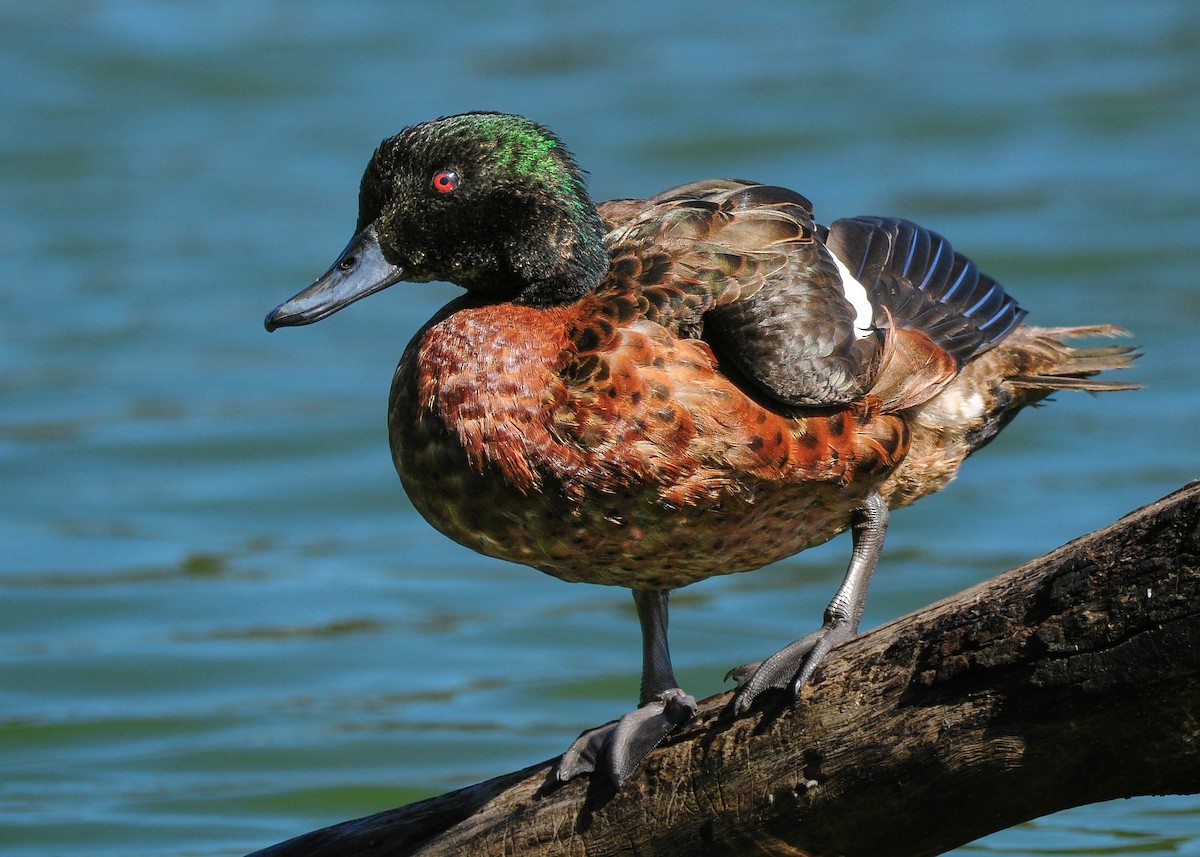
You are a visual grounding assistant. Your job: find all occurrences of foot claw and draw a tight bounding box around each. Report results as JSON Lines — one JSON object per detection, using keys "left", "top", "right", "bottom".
{"left": 723, "top": 660, "right": 761, "bottom": 688}
{"left": 555, "top": 688, "right": 697, "bottom": 787}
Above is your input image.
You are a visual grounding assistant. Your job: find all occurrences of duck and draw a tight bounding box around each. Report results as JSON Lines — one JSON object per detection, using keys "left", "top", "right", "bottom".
{"left": 265, "top": 111, "right": 1137, "bottom": 788}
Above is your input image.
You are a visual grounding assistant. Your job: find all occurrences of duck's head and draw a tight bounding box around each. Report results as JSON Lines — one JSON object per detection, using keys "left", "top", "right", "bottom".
{"left": 265, "top": 113, "right": 609, "bottom": 331}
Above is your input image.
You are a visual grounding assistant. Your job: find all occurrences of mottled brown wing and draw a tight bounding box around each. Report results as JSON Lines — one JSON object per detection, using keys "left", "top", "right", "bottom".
{"left": 600, "top": 183, "right": 878, "bottom": 408}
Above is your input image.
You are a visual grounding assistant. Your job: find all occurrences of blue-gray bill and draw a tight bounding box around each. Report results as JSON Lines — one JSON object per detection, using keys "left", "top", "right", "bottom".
{"left": 265, "top": 224, "right": 403, "bottom": 331}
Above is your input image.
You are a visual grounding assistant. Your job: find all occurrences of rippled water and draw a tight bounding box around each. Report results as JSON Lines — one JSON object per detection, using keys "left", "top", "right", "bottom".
{"left": 2, "top": 2, "right": 1198, "bottom": 855}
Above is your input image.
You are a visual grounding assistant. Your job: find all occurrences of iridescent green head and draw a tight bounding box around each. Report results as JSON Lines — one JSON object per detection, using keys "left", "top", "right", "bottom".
{"left": 265, "top": 113, "right": 609, "bottom": 330}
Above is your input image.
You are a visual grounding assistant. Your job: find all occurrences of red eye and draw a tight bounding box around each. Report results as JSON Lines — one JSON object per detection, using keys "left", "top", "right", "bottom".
{"left": 431, "top": 169, "right": 459, "bottom": 193}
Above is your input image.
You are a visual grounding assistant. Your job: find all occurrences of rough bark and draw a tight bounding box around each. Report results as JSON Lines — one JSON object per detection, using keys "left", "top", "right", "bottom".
{"left": 246, "top": 482, "right": 1200, "bottom": 857}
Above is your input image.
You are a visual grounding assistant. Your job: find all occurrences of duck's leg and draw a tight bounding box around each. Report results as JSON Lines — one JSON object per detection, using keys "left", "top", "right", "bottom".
{"left": 556, "top": 589, "right": 697, "bottom": 786}
{"left": 729, "top": 491, "right": 888, "bottom": 714}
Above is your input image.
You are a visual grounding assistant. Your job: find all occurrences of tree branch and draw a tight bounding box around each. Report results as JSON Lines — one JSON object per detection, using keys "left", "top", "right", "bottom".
{"left": 246, "top": 482, "right": 1200, "bottom": 857}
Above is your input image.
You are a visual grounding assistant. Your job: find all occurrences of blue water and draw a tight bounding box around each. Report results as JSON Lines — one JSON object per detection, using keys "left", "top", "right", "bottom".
{"left": 2, "top": 2, "right": 1198, "bottom": 854}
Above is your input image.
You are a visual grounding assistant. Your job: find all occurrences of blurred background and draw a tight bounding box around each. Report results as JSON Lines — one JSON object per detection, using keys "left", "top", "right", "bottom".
{"left": 2, "top": 2, "right": 1197, "bottom": 854}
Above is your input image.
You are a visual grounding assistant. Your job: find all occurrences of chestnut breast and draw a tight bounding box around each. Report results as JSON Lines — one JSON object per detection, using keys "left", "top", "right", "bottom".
{"left": 388, "top": 296, "right": 909, "bottom": 590}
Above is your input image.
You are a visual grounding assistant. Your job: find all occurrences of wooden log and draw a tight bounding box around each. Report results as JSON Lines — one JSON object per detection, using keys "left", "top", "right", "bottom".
{"left": 246, "top": 482, "right": 1200, "bottom": 857}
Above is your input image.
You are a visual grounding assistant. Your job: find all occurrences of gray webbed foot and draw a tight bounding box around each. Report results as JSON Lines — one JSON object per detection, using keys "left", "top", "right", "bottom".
{"left": 727, "top": 619, "right": 856, "bottom": 715}
{"left": 556, "top": 589, "right": 696, "bottom": 787}
{"left": 556, "top": 687, "right": 697, "bottom": 786}
{"left": 727, "top": 492, "right": 889, "bottom": 717}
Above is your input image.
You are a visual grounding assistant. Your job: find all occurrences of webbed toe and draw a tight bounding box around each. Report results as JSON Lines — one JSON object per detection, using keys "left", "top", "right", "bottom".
{"left": 556, "top": 688, "right": 697, "bottom": 787}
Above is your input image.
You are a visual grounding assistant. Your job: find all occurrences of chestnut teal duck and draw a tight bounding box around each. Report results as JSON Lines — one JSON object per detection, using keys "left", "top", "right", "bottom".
{"left": 266, "top": 112, "right": 1137, "bottom": 787}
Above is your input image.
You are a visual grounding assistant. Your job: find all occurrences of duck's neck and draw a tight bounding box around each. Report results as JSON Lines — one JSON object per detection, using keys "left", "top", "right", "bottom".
{"left": 506, "top": 200, "right": 610, "bottom": 307}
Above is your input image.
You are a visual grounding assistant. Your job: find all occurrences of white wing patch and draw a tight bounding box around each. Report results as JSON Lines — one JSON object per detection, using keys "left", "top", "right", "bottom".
{"left": 828, "top": 251, "right": 875, "bottom": 339}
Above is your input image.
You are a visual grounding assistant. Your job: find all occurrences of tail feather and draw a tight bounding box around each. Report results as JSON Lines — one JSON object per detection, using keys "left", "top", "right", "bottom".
{"left": 1011, "top": 374, "right": 1141, "bottom": 393}
{"left": 1006, "top": 325, "right": 1140, "bottom": 393}
{"left": 880, "top": 323, "right": 1138, "bottom": 509}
